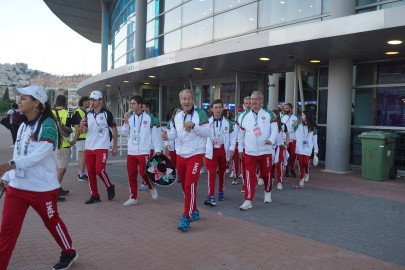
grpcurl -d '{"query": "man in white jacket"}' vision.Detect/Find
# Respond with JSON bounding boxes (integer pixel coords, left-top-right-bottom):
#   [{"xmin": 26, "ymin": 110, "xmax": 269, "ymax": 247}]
[
  {"xmin": 238, "ymin": 91, "xmax": 278, "ymax": 210},
  {"xmin": 121, "ymin": 95, "xmax": 161, "ymax": 206},
  {"xmin": 204, "ymin": 99, "xmax": 236, "ymax": 206}
]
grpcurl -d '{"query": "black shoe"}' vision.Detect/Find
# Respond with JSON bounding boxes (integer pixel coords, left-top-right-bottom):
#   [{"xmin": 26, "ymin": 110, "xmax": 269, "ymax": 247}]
[
  {"xmin": 285, "ymin": 170, "xmax": 290, "ymax": 177},
  {"xmin": 59, "ymin": 187, "xmax": 70, "ymax": 196},
  {"xmin": 107, "ymin": 185, "xmax": 115, "ymax": 200},
  {"xmin": 85, "ymin": 195, "xmax": 101, "ymax": 204},
  {"xmin": 290, "ymin": 169, "xmax": 297, "ymax": 178},
  {"xmin": 82, "ymin": 175, "xmax": 88, "ymax": 181},
  {"xmin": 52, "ymin": 250, "xmax": 78, "ymax": 270},
  {"xmin": 57, "ymin": 197, "xmax": 66, "ymax": 202}
]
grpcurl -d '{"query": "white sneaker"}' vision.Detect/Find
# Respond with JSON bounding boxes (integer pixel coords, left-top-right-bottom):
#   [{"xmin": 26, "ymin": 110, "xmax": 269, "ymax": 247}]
[
  {"xmin": 123, "ymin": 198, "xmax": 138, "ymax": 207},
  {"xmin": 277, "ymin": 183, "xmax": 283, "ymax": 190},
  {"xmin": 232, "ymin": 179, "xmax": 238, "ymax": 185},
  {"xmin": 239, "ymin": 172, "xmax": 243, "ymax": 178},
  {"xmin": 229, "ymin": 171, "xmax": 235, "ymax": 178},
  {"xmin": 138, "ymin": 183, "xmax": 148, "ymax": 191},
  {"xmin": 200, "ymin": 167, "xmax": 206, "ymax": 174},
  {"xmin": 226, "ymin": 168, "xmax": 230, "ymax": 174},
  {"xmin": 258, "ymin": 178, "xmax": 264, "ymax": 186},
  {"xmin": 264, "ymin": 192, "xmax": 272, "ymax": 203},
  {"xmin": 239, "ymin": 200, "xmax": 252, "ymax": 210},
  {"xmin": 299, "ymin": 179, "xmax": 305, "ymax": 187},
  {"xmin": 150, "ymin": 188, "xmax": 158, "ymax": 200},
  {"xmin": 304, "ymin": 173, "xmax": 309, "ymax": 182}
]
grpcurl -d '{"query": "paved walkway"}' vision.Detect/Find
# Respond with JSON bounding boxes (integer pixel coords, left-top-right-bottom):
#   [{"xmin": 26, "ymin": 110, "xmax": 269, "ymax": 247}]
[{"xmin": 0, "ymin": 125, "xmax": 405, "ymax": 270}]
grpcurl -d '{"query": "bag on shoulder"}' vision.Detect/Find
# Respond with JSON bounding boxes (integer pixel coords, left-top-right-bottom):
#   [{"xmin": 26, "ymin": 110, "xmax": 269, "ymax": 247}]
[
  {"xmin": 12, "ymin": 110, "xmax": 22, "ymax": 126},
  {"xmin": 55, "ymin": 110, "xmax": 73, "ymax": 137}
]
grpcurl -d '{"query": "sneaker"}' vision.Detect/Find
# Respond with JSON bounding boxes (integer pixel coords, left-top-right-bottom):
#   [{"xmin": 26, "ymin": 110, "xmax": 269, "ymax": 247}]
[
  {"xmin": 77, "ymin": 175, "xmax": 88, "ymax": 182},
  {"xmin": 239, "ymin": 200, "xmax": 252, "ymax": 210},
  {"xmin": 138, "ymin": 183, "xmax": 148, "ymax": 191},
  {"xmin": 232, "ymin": 179, "xmax": 238, "ymax": 185},
  {"xmin": 264, "ymin": 192, "xmax": 272, "ymax": 203},
  {"xmin": 107, "ymin": 185, "xmax": 115, "ymax": 200},
  {"xmin": 85, "ymin": 195, "xmax": 101, "ymax": 204},
  {"xmin": 277, "ymin": 183, "xmax": 283, "ymax": 190},
  {"xmin": 226, "ymin": 168, "xmax": 230, "ymax": 174},
  {"xmin": 200, "ymin": 167, "xmax": 206, "ymax": 174},
  {"xmin": 57, "ymin": 197, "xmax": 66, "ymax": 202},
  {"xmin": 204, "ymin": 195, "xmax": 216, "ymax": 206},
  {"xmin": 150, "ymin": 188, "xmax": 158, "ymax": 200},
  {"xmin": 229, "ymin": 171, "xmax": 235, "ymax": 178},
  {"xmin": 123, "ymin": 198, "xmax": 138, "ymax": 207},
  {"xmin": 191, "ymin": 211, "xmax": 200, "ymax": 221},
  {"xmin": 304, "ymin": 173, "xmax": 309, "ymax": 182},
  {"xmin": 258, "ymin": 178, "xmax": 264, "ymax": 186},
  {"xmin": 177, "ymin": 216, "xmax": 191, "ymax": 232},
  {"xmin": 285, "ymin": 170, "xmax": 291, "ymax": 177},
  {"xmin": 299, "ymin": 179, "xmax": 305, "ymax": 187},
  {"xmin": 52, "ymin": 250, "xmax": 78, "ymax": 270},
  {"xmin": 82, "ymin": 175, "xmax": 88, "ymax": 181},
  {"xmin": 59, "ymin": 188, "xmax": 70, "ymax": 196},
  {"xmin": 218, "ymin": 192, "xmax": 225, "ymax": 201},
  {"xmin": 239, "ymin": 172, "xmax": 243, "ymax": 178},
  {"xmin": 290, "ymin": 169, "xmax": 297, "ymax": 178}
]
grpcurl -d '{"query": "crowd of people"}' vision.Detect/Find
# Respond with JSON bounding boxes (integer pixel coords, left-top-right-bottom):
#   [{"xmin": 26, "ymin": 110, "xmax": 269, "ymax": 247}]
[{"xmin": 0, "ymin": 85, "xmax": 319, "ymax": 269}]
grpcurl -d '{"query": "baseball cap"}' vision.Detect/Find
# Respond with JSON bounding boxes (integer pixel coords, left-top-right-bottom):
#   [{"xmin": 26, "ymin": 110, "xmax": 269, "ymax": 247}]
[
  {"xmin": 90, "ymin": 90, "xmax": 103, "ymax": 100},
  {"xmin": 13, "ymin": 85, "xmax": 48, "ymax": 105}
]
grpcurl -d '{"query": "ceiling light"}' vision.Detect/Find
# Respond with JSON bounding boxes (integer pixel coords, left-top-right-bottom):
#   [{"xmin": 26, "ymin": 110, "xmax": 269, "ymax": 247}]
[
  {"xmin": 123, "ymin": 80, "xmax": 130, "ymax": 83},
  {"xmin": 144, "ymin": 82, "xmax": 150, "ymax": 85},
  {"xmin": 280, "ymin": 1, "xmax": 285, "ymax": 4},
  {"xmin": 105, "ymin": 84, "xmax": 111, "ymax": 87},
  {"xmin": 194, "ymin": 67, "xmax": 203, "ymax": 71},
  {"xmin": 148, "ymin": 75, "xmax": 156, "ymax": 78},
  {"xmin": 310, "ymin": 60, "xmax": 321, "ymax": 63},
  {"xmin": 259, "ymin": 57, "xmax": 270, "ymax": 61},
  {"xmin": 385, "ymin": 51, "xmax": 399, "ymax": 55},
  {"xmin": 387, "ymin": 40, "xmax": 403, "ymax": 45}
]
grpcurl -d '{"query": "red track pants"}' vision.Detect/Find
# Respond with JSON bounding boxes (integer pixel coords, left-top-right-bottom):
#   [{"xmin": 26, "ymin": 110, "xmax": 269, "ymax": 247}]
[
  {"xmin": 85, "ymin": 149, "xmax": 113, "ymax": 197},
  {"xmin": 127, "ymin": 154, "xmax": 153, "ymax": 199},
  {"xmin": 297, "ymin": 154, "xmax": 311, "ymax": 179},
  {"xmin": 243, "ymin": 153, "xmax": 273, "ymax": 201},
  {"xmin": 205, "ymin": 146, "xmax": 226, "ymax": 196},
  {"xmin": 287, "ymin": 140, "xmax": 297, "ymax": 171}
]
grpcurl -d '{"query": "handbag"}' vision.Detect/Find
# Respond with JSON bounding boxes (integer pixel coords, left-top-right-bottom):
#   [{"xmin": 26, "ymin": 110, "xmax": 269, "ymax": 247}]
[
  {"xmin": 55, "ymin": 110, "xmax": 73, "ymax": 137},
  {"xmin": 0, "ymin": 117, "xmax": 10, "ymax": 130}
]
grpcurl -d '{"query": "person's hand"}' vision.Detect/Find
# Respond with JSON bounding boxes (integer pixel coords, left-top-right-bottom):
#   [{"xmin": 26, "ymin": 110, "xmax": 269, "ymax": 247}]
[
  {"xmin": 112, "ymin": 146, "xmax": 118, "ymax": 156},
  {"xmin": 183, "ymin": 121, "xmax": 194, "ymax": 132},
  {"xmin": 0, "ymin": 163, "xmax": 12, "ymax": 175},
  {"xmin": 229, "ymin": 150, "xmax": 234, "ymax": 159},
  {"xmin": 154, "ymin": 152, "xmax": 161, "ymax": 156},
  {"xmin": 124, "ymin": 112, "xmax": 130, "ymax": 124},
  {"xmin": 0, "ymin": 180, "xmax": 8, "ymax": 191},
  {"xmin": 264, "ymin": 140, "xmax": 272, "ymax": 145},
  {"xmin": 162, "ymin": 130, "xmax": 168, "ymax": 141},
  {"xmin": 69, "ymin": 140, "xmax": 77, "ymax": 146},
  {"xmin": 238, "ymin": 152, "xmax": 244, "ymax": 159}
]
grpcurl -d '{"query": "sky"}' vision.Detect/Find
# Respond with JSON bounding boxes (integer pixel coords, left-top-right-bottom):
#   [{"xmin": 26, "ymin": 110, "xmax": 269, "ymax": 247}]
[{"xmin": 0, "ymin": 0, "xmax": 101, "ymax": 76}]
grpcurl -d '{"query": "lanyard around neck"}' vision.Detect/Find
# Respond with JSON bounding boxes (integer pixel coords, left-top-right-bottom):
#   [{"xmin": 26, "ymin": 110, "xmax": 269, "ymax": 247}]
[
  {"xmin": 133, "ymin": 112, "xmax": 143, "ymax": 134},
  {"xmin": 212, "ymin": 117, "xmax": 222, "ymax": 137}
]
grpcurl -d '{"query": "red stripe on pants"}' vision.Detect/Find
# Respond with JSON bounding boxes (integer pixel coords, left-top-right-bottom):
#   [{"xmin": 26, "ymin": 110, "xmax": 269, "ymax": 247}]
[
  {"xmin": 243, "ymin": 153, "xmax": 273, "ymax": 201},
  {"xmin": 0, "ymin": 187, "xmax": 74, "ymax": 269},
  {"xmin": 176, "ymin": 154, "xmax": 203, "ymax": 218},
  {"xmin": 127, "ymin": 154, "xmax": 152, "ymax": 199},
  {"xmin": 287, "ymin": 140, "xmax": 297, "ymax": 171},
  {"xmin": 297, "ymin": 154, "xmax": 311, "ymax": 179},
  {"xmin": 85, "ymin": 149, "xmax": 112, "ymax": 197},
  {"xmin": 205, "ymin": 146, "xmax": 227, "ymax": 196}
]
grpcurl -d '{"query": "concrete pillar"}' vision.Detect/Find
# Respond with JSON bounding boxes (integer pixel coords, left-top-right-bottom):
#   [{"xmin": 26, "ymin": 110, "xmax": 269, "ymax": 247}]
[
  {"xmin": 135, "ymin": 0, "xmax": 147, "ymax": 61},
  {"xmin": 267, "ymin": 73, "xmax": 280, "ymax": 110},
  {"xmin": 101, "ymin": 1, "xmax": 110, "ymax": 72},
  {"xmin": 325, "ymin": 58, "xmax": 353, "ymax": 173},
  {"xmin": 331, "ymin": 0, "xmax": 355, "ymax": 19},
  {"xmin": 285, "ymin": 71, "xmax": 295, "ymax": 109}
]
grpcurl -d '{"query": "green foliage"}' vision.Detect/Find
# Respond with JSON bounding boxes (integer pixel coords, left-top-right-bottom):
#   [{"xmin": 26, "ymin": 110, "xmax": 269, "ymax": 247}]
[
  {"xmin": 0, "ymin": 100, "xmax": 13, "ymax": 115},
  {"xmin": 2, "ymin": 87, "xmax": 10, "ymax": 100}
]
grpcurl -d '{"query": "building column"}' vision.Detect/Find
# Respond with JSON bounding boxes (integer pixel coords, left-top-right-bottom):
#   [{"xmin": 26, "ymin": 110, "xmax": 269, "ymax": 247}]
[
  {"xmin": 101, "ymin": 1, "xmax": 110, "ymax": 73},
  {"xmin": 325, "ymin": 59, "xmax": 353, "ymax": 173},
  {"xmin": 285, "ymin": 71, "xmax": 295, "ymax": 110},
  {"xmin": 267, "ymin": 73, "xmax": 280, "ymax": 110},
  {"xmin": 331, "ymin": 0, "xmax": 355, "ymax": 19},
  {"xmin": 135, "ymin": 0, "xmax": 147, "ymax": 61}
]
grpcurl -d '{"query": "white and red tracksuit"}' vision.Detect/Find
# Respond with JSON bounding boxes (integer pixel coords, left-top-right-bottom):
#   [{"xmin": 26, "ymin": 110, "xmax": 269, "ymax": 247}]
[
  {"xmin": 234, "ymin": 111, "xmax": 247, "ymax": 186},
  {"xmin": 166, "ymin": 106, "xmax": 210, "ymax": 218},
  {"xmin": 165, "ymin": 119, "xmax": 177, "ymax": 167},
  {"xmin": 271, "ymin": 124, "xmax": 288, "ymax": 184},
  {"xmin": 281, "ymin": 113, "xmax": 298, "ymax": 172},
  {"xmin": 238, "ymin": 108, "xmax": 278, "ymax": 201},
  {"xmin": 84, "ymin": 108, "xmax": 116, "ymax": 197},
  {"xmin": 0, "ymin": 117, "xmax": 74, "ymax": 269},
  {"xmin": 294, "ymin": 121, "xmax": 319, "ymax": 179},
  {"xmin": 204, "ymin": 116, "xmax": 236, "ymax": 197},
  {"xmin": 122, "ymin": 112, "xmax": 162, "ymax": 199}
]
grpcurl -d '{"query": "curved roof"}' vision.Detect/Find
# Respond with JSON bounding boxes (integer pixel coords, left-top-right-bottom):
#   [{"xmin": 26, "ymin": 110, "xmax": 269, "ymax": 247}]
[{"xmin": 44, "ymin": 0, "xmax": 111, "ymax": 44}]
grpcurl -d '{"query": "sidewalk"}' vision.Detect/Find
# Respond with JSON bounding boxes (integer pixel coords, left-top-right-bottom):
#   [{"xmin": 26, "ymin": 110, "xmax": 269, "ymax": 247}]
[{"xmin": 1, "ymin": 159, "xmax": 405, "ymax": 269}]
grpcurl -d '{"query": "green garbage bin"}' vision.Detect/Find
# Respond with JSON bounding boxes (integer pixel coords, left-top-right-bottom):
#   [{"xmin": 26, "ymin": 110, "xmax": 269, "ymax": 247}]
[{"xmin": 358, "ymin": 131, "xmax": 398, "ymax": 181}]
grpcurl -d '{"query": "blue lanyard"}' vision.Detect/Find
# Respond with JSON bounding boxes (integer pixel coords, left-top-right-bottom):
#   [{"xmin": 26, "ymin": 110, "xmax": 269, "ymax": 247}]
[
  {"xmin": 183, "ymin": 111, "xmax": 194, "ymax": 122},
  {"xmin": 212, "ymin": 117, "xmax": 222, "ymax": 137},
  {"xmin": 92, "ymin": 112, "xmax": 100, "ymax": 127},
  {"xmin": 133, "ymin": 112, "xmax": 143, "ymax": 134},
  {"xmin": 16, "ymin": 123, "xmax": 36, "ymax": 156},
  {"xmin": 253, "ymin": 111, "xmax": 259, "ymax": 126}
]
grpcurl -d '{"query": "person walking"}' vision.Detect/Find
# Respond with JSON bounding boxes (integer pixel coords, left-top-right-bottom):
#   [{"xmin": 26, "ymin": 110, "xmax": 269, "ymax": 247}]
[
  {"xmin": 165, "ymin": 107, "xmax": 180, "ymax": 182},
  {"xmin": 121, "ymin": 95, "xmax": 161, "ymax": 206},
  {"xmin": 281, "ymin": 103, "xmax": 298, "ymax": 177},
  {"xmin": 204, "ymin": 99, "xmax": 236, "ymax": 206},
  {"xmin": 271, "ymin": 109, "xmax": 289, "ymax": 190},
  {"xmin": 294, "ymin": 110, "xmax": 319, "ymax": 187},
  {"xmin": 80, "ymin": 90, "xmax": 118, "ymax": 204},
  {"xmin": 0, "ymin": 85, "xmax": 78, "ymax": 270},
  {"xmin": 73, "ymin": 96, "xmax": 90, "ymax": 182},
  {"xmin": 162, "ymin": 89, "xmax": 210, "ymax": 232},
  {"xmin": 7, "ymin": 103, "xmax": 23, "ymax": 145},
  {"xmin": 237, "ymin": 91, "xmax": 278, "ymax": 210}
]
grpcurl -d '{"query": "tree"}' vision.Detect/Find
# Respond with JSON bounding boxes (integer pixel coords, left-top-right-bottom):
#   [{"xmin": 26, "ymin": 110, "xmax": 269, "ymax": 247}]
[{"xmin": 2, "ymin": 87, "xmax": 9, "ymax": 101}]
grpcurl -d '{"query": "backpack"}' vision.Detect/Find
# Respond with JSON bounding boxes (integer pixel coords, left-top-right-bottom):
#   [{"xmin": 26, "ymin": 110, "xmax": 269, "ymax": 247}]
[{"xmin": 12, "ymin": 110, "xmax": 22, "ymax": 126}]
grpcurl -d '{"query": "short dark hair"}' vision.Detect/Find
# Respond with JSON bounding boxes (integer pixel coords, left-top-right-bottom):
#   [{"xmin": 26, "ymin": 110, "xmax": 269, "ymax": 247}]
[
  {"xmin": 130, "ymin": 95, "xmax": 143, "ymax": 105},
  {"xmin": 143, "ymin": 100, "xmax": 151, "ymax": 109},
  {"xmin": 55, "ymin": 95, "xmax": 67, "ymax": 107},
  {"xmin": 78, "ymin": 96, "xmax": 89, "ymax": 107},
  {"xmin": 11, "ymin": 103, "xmax": 18, "ymax": 109},
  {"xmin": 210, "ymin": 99, "xmax": 223, "ymax": 108}
]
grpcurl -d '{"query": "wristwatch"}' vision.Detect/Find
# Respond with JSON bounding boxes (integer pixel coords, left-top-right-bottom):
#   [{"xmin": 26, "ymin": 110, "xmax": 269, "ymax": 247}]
[{"xmin": 8, "ymin": 160, "xmax": 16, "ymax": 169}]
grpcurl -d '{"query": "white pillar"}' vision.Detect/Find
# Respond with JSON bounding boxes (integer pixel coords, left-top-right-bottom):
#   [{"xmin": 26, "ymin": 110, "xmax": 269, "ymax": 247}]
[
  {"xmin": 267, "ymin": 74, "xmax": 280, "ymax": 110},
  {"xmin": 101, "ymin": 1, "xmax": 110, "ymax": 72},
  {"xmin": 285, "ymin": 71, "xmax": 295, "ymax": 110}
]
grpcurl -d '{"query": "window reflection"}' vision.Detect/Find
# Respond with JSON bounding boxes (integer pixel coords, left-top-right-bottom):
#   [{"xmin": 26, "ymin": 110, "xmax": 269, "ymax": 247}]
[
  {"xmin": 163, "ymin": 7, "xmax": 182, "ymax": 33},
  {"xmin": 182, "ymin": 0, "xmax": 213, "ymax": 25},
  {"xmin": 214, "ymin": 0, "xmax": 253, "ymax": 13},
  {"xmin": 163, "ymin": 30, "xmax": 181, "ymax": 54},
  {"xmin": 182, "ymin": 19, "xmax": 213, "ymax": 48}
]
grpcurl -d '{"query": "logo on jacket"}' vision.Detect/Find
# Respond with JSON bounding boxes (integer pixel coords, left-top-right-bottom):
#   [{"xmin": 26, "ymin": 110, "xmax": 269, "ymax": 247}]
[
  {"xmin": 261, "ymin": 116, "xmax": 266, "ymax": 120},
  {"xmin": 143, "ymin": 121, "xmax": 148, "ymax": 125},
  {"xmin": 100, "ymin": 116, "xmax": 104, "ymax": 120}
]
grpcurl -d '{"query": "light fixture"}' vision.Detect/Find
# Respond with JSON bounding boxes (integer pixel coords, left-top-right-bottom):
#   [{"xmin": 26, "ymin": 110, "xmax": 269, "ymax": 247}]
[
  {"xmin": 385, "ymin": 51, "xmax": 399, "ymax": 55},
  {"xmin": 387, "ymin": 40, "xmax": 403, "ymax": 45},
  {"xmin": 194, "ymin": 67, "xmax": 203, "ymax": 71},
  {"xmin": 144, "ymin": 82, "xmax": 150, "ymax": 85},
  {"xmin": 310, "ymin": 60, "xmax": 321, "ymax": 63},
  {"xmin": 259, "ymin": 57, "xmax": 270, "ymax": 61},
  {"xmin": 280, "ymin": 1, "xmax": 285, "ymax": 4},
  {"xmin": 148, "ymin": 75, "xmax": 156, "ymax": 78},
  {"xmin": 105, "ymin": 84, "xmax": 111, "ymax": 87},
  {"xmin": 123, "ymin": 80, "xmax": 130, "ymax": 83}
]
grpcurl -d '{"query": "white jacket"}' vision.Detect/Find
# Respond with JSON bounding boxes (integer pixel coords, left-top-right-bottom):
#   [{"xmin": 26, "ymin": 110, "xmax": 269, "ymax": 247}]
[
  {"xmin": 122, "ymin": 112, "xmax": 162, "ymax": 155},
  {"xmin": 2, "ymin": 117, "xmax": 60, "ymax": 192},
  {"xmin": 281, "ymin": 113, "xmax": 298, "ymax": 141},
  {"xmin": 205, "ymin": 116, "xmax": 236, "ymax": 161},
  {"xmin": 164, "ymin": 119, "xmax": 175, "ymax": 151},
  {"xmin": 167, "ymin": 106, "xmax": 210, "ymax": 158},
  {"xmin": 237, "ymin": 108, "xmax": 278, "ymax": 156},
  {"xmin": 294, "ymin": 121, "xmax": 319, "ymax": 156}
]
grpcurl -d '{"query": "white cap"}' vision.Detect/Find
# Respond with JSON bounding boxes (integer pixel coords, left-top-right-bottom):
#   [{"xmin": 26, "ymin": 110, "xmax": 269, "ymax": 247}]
[
  {"xmin": 90, "ymin": 90, "xmax": 103, "ymax": 100},
  {"xmin": 13, "ymin": 85, "xmax": 48, "ymax": 105}
]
